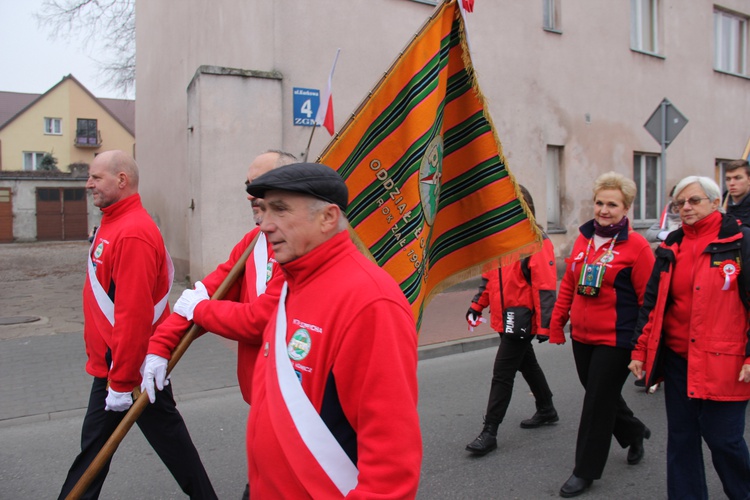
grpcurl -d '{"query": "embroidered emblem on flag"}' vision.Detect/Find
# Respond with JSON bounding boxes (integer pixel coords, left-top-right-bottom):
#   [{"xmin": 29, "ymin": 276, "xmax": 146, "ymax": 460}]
[{"xmin": 318, "ymin": 0, "xmax": 542, "ymax": 328}]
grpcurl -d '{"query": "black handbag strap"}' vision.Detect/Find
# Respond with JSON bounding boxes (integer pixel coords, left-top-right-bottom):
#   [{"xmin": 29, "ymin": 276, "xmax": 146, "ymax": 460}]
[{"xmin": 498, "ymin": 267, "xmax": 504, "ymax": 311}]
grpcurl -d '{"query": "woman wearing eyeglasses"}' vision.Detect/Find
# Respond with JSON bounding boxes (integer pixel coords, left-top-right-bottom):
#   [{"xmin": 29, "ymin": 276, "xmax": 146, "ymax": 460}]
[
  {"xmin": 630, "ymin": 176, "xmax": 750, "ymax": 500},
  {"xmin": 549, "ymin": 171, "xmax": 654, "ymax": 498}
]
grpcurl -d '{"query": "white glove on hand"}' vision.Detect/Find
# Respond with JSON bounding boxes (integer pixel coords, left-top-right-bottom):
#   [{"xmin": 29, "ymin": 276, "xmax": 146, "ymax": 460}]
[
  {"xmin": 105, "ymin": 388, "xmax": 133, "ymax": 412},
  {"xmin": 174, "ymin": 281, "xmax": 209, "ymax": 321},
  {"xmin": 140, "ymin": 354, "xmax": 170, "ymax": 404}
]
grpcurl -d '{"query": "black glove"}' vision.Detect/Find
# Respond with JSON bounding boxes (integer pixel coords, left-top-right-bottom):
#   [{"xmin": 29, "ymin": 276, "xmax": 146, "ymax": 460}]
[
  {"xmin": 466, "ymin": 307, "xmax": 483, "ymax": 329},
  {"xmin": 536, "ymin": 334, "xmax": 549, "ymax": 344},
  {"xmin": 465, "ymin": 307, "xmax": 481, "ymax": 322}
]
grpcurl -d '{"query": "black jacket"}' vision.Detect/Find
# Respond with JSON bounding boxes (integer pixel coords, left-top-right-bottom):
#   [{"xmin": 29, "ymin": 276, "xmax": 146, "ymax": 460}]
[{"xmin": 724, "ymin": 191, "xmax": 750, "ymax": 226}]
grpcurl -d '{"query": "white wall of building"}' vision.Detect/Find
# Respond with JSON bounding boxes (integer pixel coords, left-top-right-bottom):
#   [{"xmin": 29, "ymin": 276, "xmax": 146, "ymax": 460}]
[
  {"xmin": 136, "ymin": 0, "xmax": 750, "ymax": 278},
  {"xmin": 0, "ymin": 177, "xmax": 97, "ymax": 241}
]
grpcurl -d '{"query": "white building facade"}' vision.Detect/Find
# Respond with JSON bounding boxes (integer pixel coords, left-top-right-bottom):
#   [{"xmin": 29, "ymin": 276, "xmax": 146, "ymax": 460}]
[{"xmin": 136, "ymin": 0, "xmax": 750, "ymax": 280}]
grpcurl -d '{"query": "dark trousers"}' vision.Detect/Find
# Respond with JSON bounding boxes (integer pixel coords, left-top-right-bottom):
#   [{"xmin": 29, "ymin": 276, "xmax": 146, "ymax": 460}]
[
  {"xmin": 663, "ymin": 347, "xmax": 750, "ymax": 500},
  {"xmin": 485, "ymin": 334, "xmax": 554, "ymax": 424},
  {"xmin": 571, "ymin": 340, "xmax": 647, "ymax": 480},
  {"xmin": 58, "ymin": 377, "xmax": 217, "ymax": 500}
]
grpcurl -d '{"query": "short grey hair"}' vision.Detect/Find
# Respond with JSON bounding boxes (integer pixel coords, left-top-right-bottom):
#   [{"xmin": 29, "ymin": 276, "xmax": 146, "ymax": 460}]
[
  {"xmin": 308, "ymin": 197, "xmax": 349, "ymax": 231},
  {"xmin": 673, "ymin": 176, "xmax": 722, "ymax": 205}
]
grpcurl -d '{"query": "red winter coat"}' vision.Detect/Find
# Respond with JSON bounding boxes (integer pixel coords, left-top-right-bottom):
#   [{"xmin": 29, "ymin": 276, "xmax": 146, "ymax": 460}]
[
  {"xmin": 469, "ymin": 235, "xmax": 557, "ymax": 336},
  {"xmin": 247, "ymin": 231, "xmax": 422, "ymax": 499},
  {"xmin": 83, "ymin": 194, "xmax": 172, "ymax": 392},
  {"xmin": 550, "ymin": 220, "xmax": 654, "ymax": 348},
  {"xmin": 632, "ymin": 212, "xmax": 750, "ymax": 401},
  {"xmin": 149, "ymin": 227, "xmax": 282, "ymax": 403}
]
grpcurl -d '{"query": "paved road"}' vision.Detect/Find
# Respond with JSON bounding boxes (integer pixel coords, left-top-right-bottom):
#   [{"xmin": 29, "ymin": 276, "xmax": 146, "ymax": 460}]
[
  {"xmin": 0, "ymin": 241, "xmax": 491, "ymax": 424},
  {"xmin": 0, "ymin": 241, "xmax": 744, "ymax": 498},
  {"xmin": 2, "ymin": 341, "xmax": 739, "ymax": 499}
]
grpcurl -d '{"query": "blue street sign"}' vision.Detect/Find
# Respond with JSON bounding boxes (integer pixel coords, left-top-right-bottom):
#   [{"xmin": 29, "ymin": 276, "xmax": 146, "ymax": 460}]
[{"xmin": 293, "ymin": 87, "xmax": 320, "ymax": 127}]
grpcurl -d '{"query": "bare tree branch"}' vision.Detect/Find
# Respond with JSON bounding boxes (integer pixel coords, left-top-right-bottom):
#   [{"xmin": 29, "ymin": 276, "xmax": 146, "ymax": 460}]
[{"xmin": 35, "ymin": 0, "xmax": 136, "ymax": 96}]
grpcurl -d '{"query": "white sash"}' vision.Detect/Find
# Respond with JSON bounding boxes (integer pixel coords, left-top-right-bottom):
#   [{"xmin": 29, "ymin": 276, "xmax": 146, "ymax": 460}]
[
  {"xmin": 87, "ymin": 235, "xmax": 175, "ymax": 326},
  {"xmin": 253, "ymin": 232, "xmax": 268, "ymax": 296},
  {"xmin": 274, "ymin": 282, "xmax": 359, "ymax": 495}
]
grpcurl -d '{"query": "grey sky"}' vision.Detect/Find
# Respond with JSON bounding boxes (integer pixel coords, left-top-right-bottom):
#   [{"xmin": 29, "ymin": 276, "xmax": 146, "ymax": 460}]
[{"xmin": 0, "ymin": 0, "xmax": 131, "ymax": 99}]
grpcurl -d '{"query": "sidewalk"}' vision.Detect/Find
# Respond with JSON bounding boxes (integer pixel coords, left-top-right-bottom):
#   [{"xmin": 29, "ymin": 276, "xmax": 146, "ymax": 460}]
[{"xmin": 0, "ymin": 241, "xmax": 497, "ymax": 425}]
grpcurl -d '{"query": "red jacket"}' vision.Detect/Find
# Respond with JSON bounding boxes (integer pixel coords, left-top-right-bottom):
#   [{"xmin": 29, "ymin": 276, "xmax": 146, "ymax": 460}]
[
  {"xmin": 83, "ymin": 194, "xmax": 172, "ymax": 392},
  {"xmin": 469, "ymin": 235, "xmax": 557, "ymax": 336},
  {"xmin": 550, "ymin": 220, "xmax": 654, "ymax": 348},
  {"xmin": 247, "ymin": 231, "xmax": 422, "ymax": 499},
  {"xmin": 149, "ymin": 227, "xmax": 282, "ymax": 403},
  {"xmin": 632, "ymin": 212, "xmax": 750, "ymax": 401}
]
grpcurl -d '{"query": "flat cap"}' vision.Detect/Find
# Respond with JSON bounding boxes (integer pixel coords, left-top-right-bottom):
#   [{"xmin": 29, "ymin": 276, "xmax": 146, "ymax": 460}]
[{"xmin": 246, "ymin": 162, "xmax": 348, "ymax": 211}]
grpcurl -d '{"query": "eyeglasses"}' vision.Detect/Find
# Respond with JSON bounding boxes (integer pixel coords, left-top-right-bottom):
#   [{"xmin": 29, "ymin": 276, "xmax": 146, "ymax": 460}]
[
  {"xmin": 672, "ymin": 196, "xmax": 710, "ymax": 209},
  {"xmin": 245, "ymin": 180, "xmax": 251, "ymax": 195}
]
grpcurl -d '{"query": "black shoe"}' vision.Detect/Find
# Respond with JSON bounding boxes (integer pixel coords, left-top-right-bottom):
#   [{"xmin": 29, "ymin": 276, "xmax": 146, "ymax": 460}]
[
  {"xmin": 520, "ymin": 408, "xmax": 559, "ymax": 429},
  {"xmin": 465, "ymin": 429, "xmax": 497, "ymax": 456},
  {"xmin": 559, "ymin": 474, "xmax": 593, "ymax": 498},
  {"xmin": 627, "ymin": 426, "xmax": 651, "ymax": 465},
  {"xmin": 634, "ymin": 378, "xmax": 645, "ymax": 387}
]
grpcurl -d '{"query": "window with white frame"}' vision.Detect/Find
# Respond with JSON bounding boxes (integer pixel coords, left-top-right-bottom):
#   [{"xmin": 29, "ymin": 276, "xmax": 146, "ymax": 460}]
[
  {"xmin": 44, "ymin": 117, "xmax": 62, "ymax": 135},
  {"xmin": 714, "ymin": 8, "xmax": 748, "ymax": 76},
  {"xmin": 631, "ymin": 0, "xmax": 660, "ymax": 54},
  {"xmin": 23, "ymin": 152, "xmax": 46, "ymax": 171},
  {"xmin": 543, "ymin": 0, "xmax": 561, "ymax": 32},
  {"xmin": 546, "ymin": 145, "xmax": 563, "ymax": 230},
  {"xmin": 633, "ymin": 153, "xmax": 661, "ymax": 220}
]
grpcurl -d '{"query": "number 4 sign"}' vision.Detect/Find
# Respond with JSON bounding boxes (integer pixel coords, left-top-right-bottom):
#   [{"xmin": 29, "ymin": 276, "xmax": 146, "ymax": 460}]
[{"xmin": 293, "ymin": 88, "xmax": 321, "ymax": 127}]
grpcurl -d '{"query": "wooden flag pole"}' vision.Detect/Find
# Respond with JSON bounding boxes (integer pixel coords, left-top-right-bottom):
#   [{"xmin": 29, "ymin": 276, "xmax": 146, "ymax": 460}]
[
  {"xmin": 303, "ymin": 120, "xmax": 318, "ymax": 162},
  {"xmin": 66, "ymin": 234, "xmax": 259, "ymax": 500}
]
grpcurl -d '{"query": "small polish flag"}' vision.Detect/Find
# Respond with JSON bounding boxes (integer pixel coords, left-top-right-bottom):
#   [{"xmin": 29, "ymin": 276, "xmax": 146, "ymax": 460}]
[{"xmin": 315, "ymin": 48, "xmax": 340, "ymax": 136}]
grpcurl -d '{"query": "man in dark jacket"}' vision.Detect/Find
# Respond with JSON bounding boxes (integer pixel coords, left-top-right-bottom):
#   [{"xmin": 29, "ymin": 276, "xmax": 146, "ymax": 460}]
[{"xmin": 722, "ymin": 159, "xmax": 750, "ymax": 225}]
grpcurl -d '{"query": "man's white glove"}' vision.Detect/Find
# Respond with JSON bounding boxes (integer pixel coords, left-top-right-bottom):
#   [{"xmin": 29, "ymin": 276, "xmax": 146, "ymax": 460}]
[
  {"xmin": 105, "ymin": 388, "xmax": 133, "ymax": 412},
  {"xmin": 140, "ymin": 354, "xmax": 170, "ymax": 404},
  {"xmin": 174, "ymin": 281, "xmax": 209, "ymax": 321}
]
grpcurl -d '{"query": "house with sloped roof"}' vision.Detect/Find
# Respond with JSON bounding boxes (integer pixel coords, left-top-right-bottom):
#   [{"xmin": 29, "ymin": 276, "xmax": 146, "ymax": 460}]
[
  {"xmin": 0, "ymin": 74, "xmax": 134, "ymax": 171},
  {"xmin": 0, "ymin": 75, "xmax": 135, "ymax": 242}
]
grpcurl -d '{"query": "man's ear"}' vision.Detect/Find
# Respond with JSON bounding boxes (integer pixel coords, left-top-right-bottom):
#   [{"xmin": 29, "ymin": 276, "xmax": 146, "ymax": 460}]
[{"xmin": 320, "ymin": 204, "xmax": 341, "ymax": 232}]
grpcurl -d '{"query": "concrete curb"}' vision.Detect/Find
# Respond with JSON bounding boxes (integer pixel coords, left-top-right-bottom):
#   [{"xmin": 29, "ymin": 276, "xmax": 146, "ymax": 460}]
[{"xmin": 418, "ymin": 333, "xmax": 499, "ymax": 361}]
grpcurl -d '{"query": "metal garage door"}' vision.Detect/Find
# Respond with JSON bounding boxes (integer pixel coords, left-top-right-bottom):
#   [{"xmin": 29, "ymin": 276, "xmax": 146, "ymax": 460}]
[
  {"xmin": 0, "ymin": 188, "xmax": 11, "ymax": 242},
  {"xmin": 36, "ymin": 188, "xmax": 88, "ymax": 241}
]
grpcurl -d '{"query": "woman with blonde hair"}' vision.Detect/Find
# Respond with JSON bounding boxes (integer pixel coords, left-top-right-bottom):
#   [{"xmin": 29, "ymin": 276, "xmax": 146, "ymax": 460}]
[{"xmin": 549, "ymin": 171, "xmax": 654, "ymax": 497}]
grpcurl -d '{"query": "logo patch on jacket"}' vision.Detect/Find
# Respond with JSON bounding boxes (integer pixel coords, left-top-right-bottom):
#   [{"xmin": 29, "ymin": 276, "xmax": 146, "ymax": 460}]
[
  {"xmin": 711, "ymin": 256, "xmax": 740, "ymax": 269},
  {"xmin": 288, "ymin": 328, "xmax": 312, "ymax": 361}
]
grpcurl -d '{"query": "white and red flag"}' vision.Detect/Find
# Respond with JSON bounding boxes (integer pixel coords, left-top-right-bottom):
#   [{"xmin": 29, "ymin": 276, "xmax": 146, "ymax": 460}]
[{"xmin": 315, "ymin": 48, "xmax": 340, "ymax": 136}]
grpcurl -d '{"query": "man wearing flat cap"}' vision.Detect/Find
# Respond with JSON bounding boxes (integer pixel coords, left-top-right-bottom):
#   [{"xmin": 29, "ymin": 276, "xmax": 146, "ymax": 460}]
[{"xmin": 244, "ymin": 162, "xmax": 423, "ymax": 498}]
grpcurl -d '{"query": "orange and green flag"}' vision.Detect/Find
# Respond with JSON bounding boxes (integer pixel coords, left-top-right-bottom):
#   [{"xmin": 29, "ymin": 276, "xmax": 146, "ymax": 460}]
[{"xmin": 318, "ymin": 0, "xmax": 541, "ymax": 328}]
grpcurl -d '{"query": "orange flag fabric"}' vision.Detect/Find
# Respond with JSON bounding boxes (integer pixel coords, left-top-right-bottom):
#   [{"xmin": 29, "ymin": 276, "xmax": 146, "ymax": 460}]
[{"xmin": 318, "ymin": 0, "xmax": 542, "ymax": 329}]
